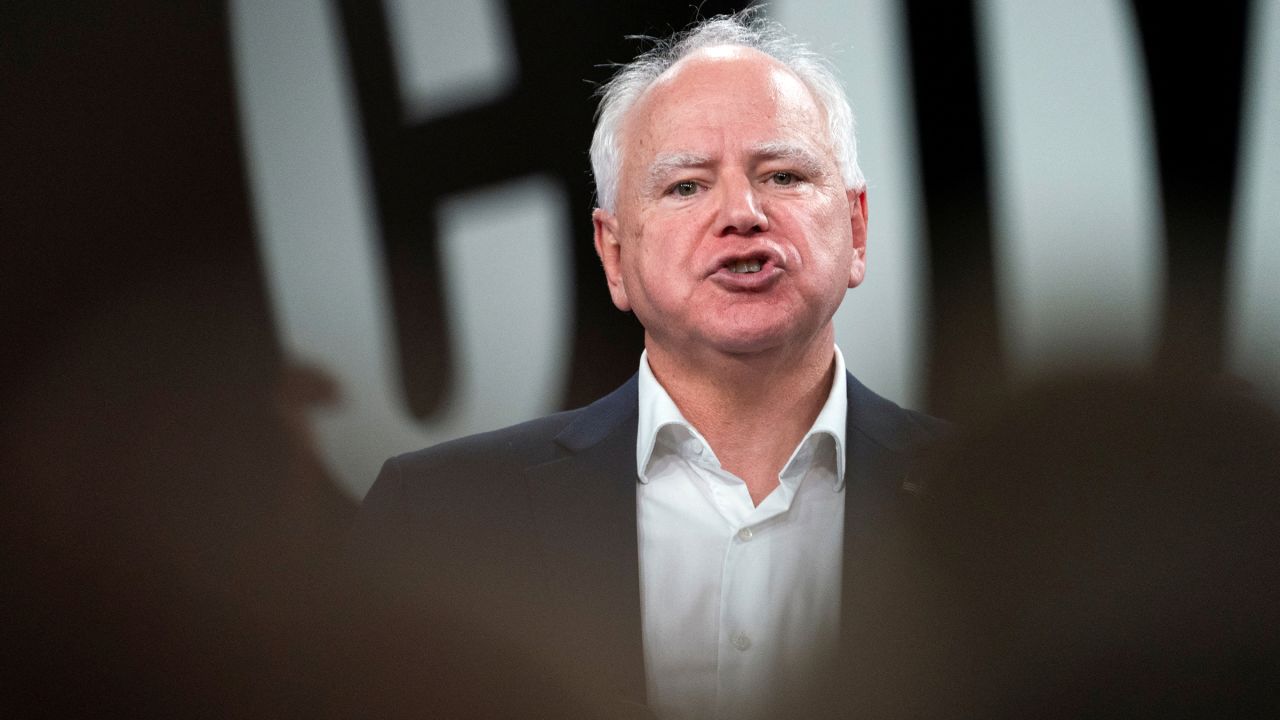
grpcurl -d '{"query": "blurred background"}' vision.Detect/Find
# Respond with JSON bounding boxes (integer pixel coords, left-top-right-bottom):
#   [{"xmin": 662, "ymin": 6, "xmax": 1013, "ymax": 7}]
[{"xmin": 2, "ymin": 0, "xmax": 1277, "ymax": 716}]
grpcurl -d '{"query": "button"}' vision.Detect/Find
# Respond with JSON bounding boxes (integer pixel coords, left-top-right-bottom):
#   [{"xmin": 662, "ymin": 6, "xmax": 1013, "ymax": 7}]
[
  {"xmin": 736, "ymin": 527, "xmax": 754, "ymax": 542},
  {"xmin": 731, "ymin": 633, "xmax": 752, "ymax": 651}
]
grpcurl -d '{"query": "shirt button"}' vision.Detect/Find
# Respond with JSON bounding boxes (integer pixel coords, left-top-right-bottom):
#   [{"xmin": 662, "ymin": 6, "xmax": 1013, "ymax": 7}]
[
  {"xmin": 731, "ymin": 633, "xmax": 752, "ymax": 651},
  {"xmin": 737, "ymin": 527, "xmax": 754, "ymax": 542}
]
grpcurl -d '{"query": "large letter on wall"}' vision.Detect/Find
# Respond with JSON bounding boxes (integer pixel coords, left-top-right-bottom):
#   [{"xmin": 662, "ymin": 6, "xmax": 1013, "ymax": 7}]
[{"xmin": 230, "ymin": 1, "xmax": 572, "ymax": 498}]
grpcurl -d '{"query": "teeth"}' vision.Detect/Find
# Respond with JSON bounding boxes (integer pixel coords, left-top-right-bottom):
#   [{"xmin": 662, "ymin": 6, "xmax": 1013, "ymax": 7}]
[{"xmin": 731, "ymin": 259, "xmax": 763, "ymax": 274}]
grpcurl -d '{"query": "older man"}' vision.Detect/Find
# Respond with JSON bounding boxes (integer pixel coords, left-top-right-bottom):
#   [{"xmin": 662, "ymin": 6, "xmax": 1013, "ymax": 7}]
[{"xmin": 353, "ymin": 12, "xmax": 945, "ymax": 720}]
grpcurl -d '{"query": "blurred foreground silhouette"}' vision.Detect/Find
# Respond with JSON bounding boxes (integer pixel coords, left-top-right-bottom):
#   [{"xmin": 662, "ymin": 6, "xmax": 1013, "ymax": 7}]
[{"xmin": 852, "ymin": 373, "xmax": 1280, "ymax": 719}]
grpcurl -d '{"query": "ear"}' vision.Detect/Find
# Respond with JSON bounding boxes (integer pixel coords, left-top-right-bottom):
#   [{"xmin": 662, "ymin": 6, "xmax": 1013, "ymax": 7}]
[
  {"xmin": 846, "ymin": 188, "xmax": 868, "ymax": 289},
  {"xmin": 593, "ymin": 208, "xmax": 632, "ymax": 311}
]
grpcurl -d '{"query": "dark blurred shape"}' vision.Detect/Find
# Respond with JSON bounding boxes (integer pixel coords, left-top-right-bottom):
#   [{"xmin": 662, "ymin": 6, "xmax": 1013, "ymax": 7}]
[
  {"xmin": 902, "ymin": 0, "xmax": 1008, "ymax": 422},
  {"xmin": 860, "ymin": 373, "xmax": 1280, "ymax": 719},
  {"xmin": 1130, "ymin": 0, "xmax": 1250, "ymax": 375},
  {"xmin": 0, "ymin": 1, "xmax": 647, "ymax": 712},
  {"xmin": 0, "ymin": 0, "xmax": 316, "ymax": 715},
  {"xmin": 275, "ymin": 363, "xmax": 358, "ymax": 555}
]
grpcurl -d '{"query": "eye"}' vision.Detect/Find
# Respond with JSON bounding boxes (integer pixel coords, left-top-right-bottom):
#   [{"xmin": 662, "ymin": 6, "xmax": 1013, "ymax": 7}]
[
  {"xmin": 670, "ymin": 180, "xmax": 699, "ymax": 197},
  {"xmin": 770, "ymin": 171, "xmax": 796, "ymax": 186}
]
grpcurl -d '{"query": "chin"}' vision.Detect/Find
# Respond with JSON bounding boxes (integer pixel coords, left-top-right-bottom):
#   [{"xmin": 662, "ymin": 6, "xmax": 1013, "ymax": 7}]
[{"xmin": 704, "ymin": 323, "xmax": 799, "ymax": 356}]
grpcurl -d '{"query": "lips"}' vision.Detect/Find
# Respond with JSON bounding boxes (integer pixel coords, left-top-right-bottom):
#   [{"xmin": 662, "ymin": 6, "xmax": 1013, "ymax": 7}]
[
  {"xmin": 707, "ymin": 245, "xmax": 786, "ymax": 289},
  {"xmin": 707, "ymin": 245, "xmax": 786, "ymax": 277}
]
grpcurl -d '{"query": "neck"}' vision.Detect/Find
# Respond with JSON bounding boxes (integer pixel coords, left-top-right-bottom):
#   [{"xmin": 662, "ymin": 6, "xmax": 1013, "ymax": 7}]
[{"xmin": 645, "ymin": 329, "xmax": 838, "ymax": 505}]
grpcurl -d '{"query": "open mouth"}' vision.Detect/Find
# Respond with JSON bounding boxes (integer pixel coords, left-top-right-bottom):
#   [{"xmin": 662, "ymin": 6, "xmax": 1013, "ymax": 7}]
[{"xmin": 708, "ymin": 247, "xmax": 784, "ymax": 285}]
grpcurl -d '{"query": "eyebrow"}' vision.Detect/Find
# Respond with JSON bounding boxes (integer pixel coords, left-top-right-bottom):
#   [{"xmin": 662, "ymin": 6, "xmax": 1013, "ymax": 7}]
[
  {"xmin": 748, "ymin": 141, "xmax": 829, "ymax": 179},
  {"xmin": 639, "ymin": 142, "xmax": 830, "ymax": 196},
  {"xmin": 642, "ymin": 152, "xmax": 712, "ymax": 195}
]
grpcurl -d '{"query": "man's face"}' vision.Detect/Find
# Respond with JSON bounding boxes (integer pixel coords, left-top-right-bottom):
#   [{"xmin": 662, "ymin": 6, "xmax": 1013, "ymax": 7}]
[{"xmin": 594, "ymin": 47, "xmax": 867, "ymax": 361}]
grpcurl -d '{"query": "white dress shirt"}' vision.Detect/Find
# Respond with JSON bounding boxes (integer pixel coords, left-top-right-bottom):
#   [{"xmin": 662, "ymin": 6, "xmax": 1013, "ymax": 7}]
[{"xmin": 635, "ymin": 348, "xmax": 848, "ymax": 720}]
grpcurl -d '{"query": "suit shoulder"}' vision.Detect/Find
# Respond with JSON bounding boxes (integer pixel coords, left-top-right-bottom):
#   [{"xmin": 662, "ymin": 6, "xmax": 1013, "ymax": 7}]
[
  {"xmin": 388, "ymin": 408, "xmax": 580, "ymax": 481},
  {"xmin": 898, "ymin": 407, "xmax": 953, "ymax": 444},
  {"xmin": 846, "ymin": 372, "xmax": 953, "ymax": 456},
  {"xmin": 352, "ymin": 409, "xmax": 584, "ymax": 544},
  {"xmin": 361, "ymin": 376, "xmax": 638, "ymax": 517}
]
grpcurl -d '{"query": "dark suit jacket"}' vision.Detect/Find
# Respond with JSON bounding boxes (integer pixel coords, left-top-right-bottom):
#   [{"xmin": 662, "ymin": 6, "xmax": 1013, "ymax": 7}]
[{"xmin": 349, "ymin": 372, "xmax": 948, "ymax": 715}]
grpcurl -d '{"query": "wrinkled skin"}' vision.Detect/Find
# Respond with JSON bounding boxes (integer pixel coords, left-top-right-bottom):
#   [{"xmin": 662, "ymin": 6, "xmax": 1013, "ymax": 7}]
[{"xmin": 594, "ymin": 46, "xmax": 867, "ymax": 367}]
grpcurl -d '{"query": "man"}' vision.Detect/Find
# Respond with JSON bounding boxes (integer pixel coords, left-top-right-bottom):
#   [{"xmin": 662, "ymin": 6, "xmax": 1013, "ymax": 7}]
[{"xmin": 352, "ymin": 12, "xmax": 946, "ymax": 720}]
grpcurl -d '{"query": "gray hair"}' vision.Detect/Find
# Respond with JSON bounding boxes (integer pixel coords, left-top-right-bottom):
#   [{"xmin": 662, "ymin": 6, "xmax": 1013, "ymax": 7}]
[{"xmin": 589, "ymin": 9, "xmax": 866, "ymax": 212}]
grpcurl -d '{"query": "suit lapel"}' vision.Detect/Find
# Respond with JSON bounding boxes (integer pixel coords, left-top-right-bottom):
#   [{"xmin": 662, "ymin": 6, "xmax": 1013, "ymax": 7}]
[
  {"xmin": 525, "ymin": 377, "xmax": 646, "ymax": 704},
  {"xmin": 840, "ymin": 372, "xmax": 930, "ymax": 656}
]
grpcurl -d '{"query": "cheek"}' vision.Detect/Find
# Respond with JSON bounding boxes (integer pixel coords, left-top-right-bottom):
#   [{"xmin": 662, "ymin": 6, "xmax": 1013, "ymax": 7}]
[
  {"xmin": 633, "ymin": 214, "xmax": 690, "ymax": 265},
  {"xmin": 618, "ymin": 223, "xmax": 669, "ymax": 304},
  {"xmin": 794, "ymin": 205, "xmax": 854, "ymax": 271}
]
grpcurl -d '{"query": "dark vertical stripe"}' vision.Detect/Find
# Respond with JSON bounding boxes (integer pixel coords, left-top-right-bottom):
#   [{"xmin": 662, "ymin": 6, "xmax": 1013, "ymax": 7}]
[
  {"xmin": 335, "ymin": 0, "xmax": 453, "ymax": 418},
  {"xmin": 1129, "ymin": 0, "xmax": 1250, "ymax": 375},
  {"xmin": 903, "ymin": 0, "xmax": 1006, "ymax": 419}
]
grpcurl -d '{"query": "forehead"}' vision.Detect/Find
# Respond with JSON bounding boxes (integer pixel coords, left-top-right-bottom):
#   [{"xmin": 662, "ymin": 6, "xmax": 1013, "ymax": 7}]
[{"xmin": 621, "ymin": 46, "xmax": 829, "ymax": 159}]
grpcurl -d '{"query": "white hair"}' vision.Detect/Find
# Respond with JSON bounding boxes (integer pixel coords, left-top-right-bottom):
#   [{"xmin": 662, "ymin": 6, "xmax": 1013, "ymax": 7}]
[{"xmin": 589, "ymin": 9, "xmax": 866, "ymax": 212}]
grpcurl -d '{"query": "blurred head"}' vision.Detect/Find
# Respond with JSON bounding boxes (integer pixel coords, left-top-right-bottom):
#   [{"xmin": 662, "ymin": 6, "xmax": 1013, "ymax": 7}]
[{"xmin": 874, "ymin": 374, "xmax": 1280, "ymax": 719}]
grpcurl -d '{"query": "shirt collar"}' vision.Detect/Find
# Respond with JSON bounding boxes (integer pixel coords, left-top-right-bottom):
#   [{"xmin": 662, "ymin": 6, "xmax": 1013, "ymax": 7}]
[{"xmin": 635, "ymin": 347, "xmax": 848, "ymax": 490}]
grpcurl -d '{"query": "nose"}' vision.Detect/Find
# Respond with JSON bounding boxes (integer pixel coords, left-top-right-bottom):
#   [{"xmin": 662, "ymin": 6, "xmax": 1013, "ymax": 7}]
[{"xmin": 714, "ymin": 175, "xmax": 768, "ymax": 236}]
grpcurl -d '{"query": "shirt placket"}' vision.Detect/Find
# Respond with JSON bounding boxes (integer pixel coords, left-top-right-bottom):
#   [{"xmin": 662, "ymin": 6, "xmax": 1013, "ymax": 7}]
[{"xmin": 715, "ymin": 514, "xmax": 761, "ymax": 720}]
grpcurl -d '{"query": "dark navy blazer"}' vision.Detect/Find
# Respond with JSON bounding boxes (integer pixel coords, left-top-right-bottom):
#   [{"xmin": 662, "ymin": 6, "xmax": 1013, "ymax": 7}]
[{"xmin": 350, "ymin": 372, "xmax": 948, "ymax": 711}]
